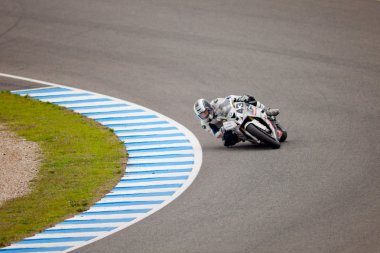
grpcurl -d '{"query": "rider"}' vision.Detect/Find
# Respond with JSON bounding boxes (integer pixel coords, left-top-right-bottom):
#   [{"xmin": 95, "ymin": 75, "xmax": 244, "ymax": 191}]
[{"xmin": 193, "ymin": 95, "xmax": 285, "ymax": 147}]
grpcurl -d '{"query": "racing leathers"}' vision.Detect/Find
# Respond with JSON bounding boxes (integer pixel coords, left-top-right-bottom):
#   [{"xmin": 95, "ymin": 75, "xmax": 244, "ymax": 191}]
[{"xmin": 200, "ymin": 95, "xmax": 278, "ymax": 146}]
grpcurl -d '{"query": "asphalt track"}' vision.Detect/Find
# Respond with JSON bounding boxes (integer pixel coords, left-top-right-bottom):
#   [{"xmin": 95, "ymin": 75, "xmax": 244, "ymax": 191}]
[{"xmin": 0, "ymin": 1, "xmax": 379, "ymax": 253}]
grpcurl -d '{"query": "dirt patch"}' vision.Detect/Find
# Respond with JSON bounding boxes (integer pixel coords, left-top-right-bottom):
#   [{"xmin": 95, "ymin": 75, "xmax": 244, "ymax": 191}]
[{"xmin": 0, "ymin": 124, "xmax": 41, "ymax": 206}]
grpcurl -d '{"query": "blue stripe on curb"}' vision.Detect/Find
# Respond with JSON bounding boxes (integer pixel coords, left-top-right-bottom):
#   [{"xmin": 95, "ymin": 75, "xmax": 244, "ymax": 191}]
[
  {"xmin": 96, "ymin": 115, "xmax": 158, "ymax": 122},
  {"xmin": 0, "ymin": 246, "xmax": 72, "ymax": 252},
  {"xmin": 127, "ymin": 146, "xmax": 193, "ymax": 153},
  {"xmin": 112, "ymin": 184, "xmax": 183, "ymax": 191},
  {"xmin": 31, "ymin": 93, "xmax": 91, "ymax": 99},
  {"xmin": 42, "ymin": 227, "xmax": 116, "ymax": 234},
  {"xmin": 105, "ymin": 121, "xmax": 168, "ymax": 128},
  {"xmin": 94, "ymin": 200, "xmax": 164, "ymax": 207},
  {"xmin": 127, "ymin": 161, "xmax": 193, "ymax": 167},
  {"xmin": 82, "ymin": 209, "xmax": 151, "ymax": 216},
  {"xmin": 12, "ymin": 87, "xmax": 72, "ymax": 94},
  {"xmin": 67, "ymin": 104, "xmax": 129, "ymax": 110},
  {"xmin": 119, "ymin": 133, "xmax": 185, "ymax": 141},
  {"xmin": 16, "ymin": 237, "xmax": 95, "ymax": 244},
  {"xmin": 54, "ymin": 98, "xmax": 113, "ymax": 104},
  {"xmin": 128, "ymin": 154, "xmax": 194, "ymax": 159},
  {"xmin": 126, "ymin": 169, "xmax": 192, "ymax": 175},
  {"xmin": 120, "ymin": 133, "xmax": 185, "ymax": 140},
  {"xmin": 82, "ymin": 109, "xmax": 144, "ymax": 116},
  {"xmin": 121, "ymin": 176, "xmax": 189, "ymax": 183},
  {"xmin": 104, "ymin": 192, "xmax": 175, "ymax": 198},
  {"xmin": 62, "ymin": 218, "xmax": 136, "ymax": 224},
  {"xmin": 125, "ymin": 140, "xmax": 190, "ymax": 146},
  {"xmin": 114, "ymin": 127, "xmax": 178, "ymax": 134}
]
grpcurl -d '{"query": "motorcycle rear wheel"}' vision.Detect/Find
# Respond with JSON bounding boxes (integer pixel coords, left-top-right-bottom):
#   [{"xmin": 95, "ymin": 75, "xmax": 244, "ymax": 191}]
[{"xmin": 246, "ymin": 124, "xmax": 280, "ymax": 149}]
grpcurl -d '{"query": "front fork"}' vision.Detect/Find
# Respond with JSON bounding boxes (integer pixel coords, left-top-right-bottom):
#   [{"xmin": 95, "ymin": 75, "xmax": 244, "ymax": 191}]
[{"xmin": 241, "ymin": 117, "xmax": 280, "ymax": 142}]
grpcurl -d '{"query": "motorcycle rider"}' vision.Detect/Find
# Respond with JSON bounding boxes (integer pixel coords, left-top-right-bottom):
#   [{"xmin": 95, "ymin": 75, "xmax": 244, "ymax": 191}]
[{"xmin": 193, "ymin": 95, "xmax": 286, "ymax": 147}]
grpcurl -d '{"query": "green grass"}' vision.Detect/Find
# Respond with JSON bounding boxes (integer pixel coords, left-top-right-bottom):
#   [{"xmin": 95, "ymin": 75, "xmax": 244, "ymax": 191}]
[{"xmin": 0, "ymin": 91, "xmax": 127, "ymax": 247}]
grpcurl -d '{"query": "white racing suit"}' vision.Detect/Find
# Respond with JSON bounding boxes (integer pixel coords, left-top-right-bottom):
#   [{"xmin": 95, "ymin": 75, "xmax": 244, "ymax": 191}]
[{"xmin": 200, "ymin": 95, "xmax": 271, "ymax": 146}]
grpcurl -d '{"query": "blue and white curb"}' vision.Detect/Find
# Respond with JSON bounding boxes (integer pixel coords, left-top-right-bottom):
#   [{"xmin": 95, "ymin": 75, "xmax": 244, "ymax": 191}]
[{"xmin": 0, "ymin": 73, "xmax": 202, "ymax": 253}]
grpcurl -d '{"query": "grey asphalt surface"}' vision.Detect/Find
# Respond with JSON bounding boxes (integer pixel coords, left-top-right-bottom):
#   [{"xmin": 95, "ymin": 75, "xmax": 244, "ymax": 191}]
[
  {"xmin": 0, "ymin": 76, "xmax": 47, "ymax": 90},
  {"xmin": 1, "ymin": 1, "xmax": 380, "ymax": 252}
]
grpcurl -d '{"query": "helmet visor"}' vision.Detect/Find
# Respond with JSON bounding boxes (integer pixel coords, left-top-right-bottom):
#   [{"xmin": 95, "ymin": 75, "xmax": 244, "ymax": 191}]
[{"xmin": 199, "ymin": 110, "xmax": 210, "ymax": 120}]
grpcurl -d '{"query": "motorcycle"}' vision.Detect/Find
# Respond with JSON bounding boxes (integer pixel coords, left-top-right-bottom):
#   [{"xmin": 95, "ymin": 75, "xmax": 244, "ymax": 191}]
[{"xmin": 219, "ymin": 100, "xmax": 287, "ymax": 149}]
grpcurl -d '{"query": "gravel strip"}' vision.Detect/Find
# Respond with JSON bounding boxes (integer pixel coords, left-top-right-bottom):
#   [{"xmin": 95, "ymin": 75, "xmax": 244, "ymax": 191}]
[{"xmin": 0, "ymin": 124, "xmax": 41, "ymax": 206}]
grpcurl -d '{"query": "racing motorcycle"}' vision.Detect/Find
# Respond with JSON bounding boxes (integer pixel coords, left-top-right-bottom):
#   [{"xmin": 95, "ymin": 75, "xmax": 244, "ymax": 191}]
[{"xmin": 220, "ymin": 100, "xmax": 287, "ymax": 149}]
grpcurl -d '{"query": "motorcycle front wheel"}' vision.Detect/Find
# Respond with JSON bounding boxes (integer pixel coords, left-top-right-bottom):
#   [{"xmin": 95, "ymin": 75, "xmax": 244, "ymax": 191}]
[{"xmin": 246, "ymin": 124, "xmax": 280, "ymax": 149}]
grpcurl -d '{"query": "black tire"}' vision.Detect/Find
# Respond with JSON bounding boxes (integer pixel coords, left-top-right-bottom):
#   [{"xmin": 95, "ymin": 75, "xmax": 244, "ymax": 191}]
[
  {"xmin": 275, "ymin": 122, "xmax": 287, "ymax": 142},
  {"xmin": 246, "ymin": 124, "xmax": 280, "ymax": 149},
  {"xmin": 279, "ymin": 130, "xmax": 287, "ymax": 142}
]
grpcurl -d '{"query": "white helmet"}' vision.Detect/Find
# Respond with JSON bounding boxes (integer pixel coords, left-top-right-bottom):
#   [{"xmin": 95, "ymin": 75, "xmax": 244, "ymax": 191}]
[{"xmin": 193, "ymin": 98, "xmax": 214, "ymax": 122}]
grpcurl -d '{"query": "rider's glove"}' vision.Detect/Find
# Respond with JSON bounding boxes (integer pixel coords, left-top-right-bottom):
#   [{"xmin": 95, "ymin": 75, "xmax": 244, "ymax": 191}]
[{"xmin": 238, "ymin": 95, "xmax": 257, "ymax": 105}]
